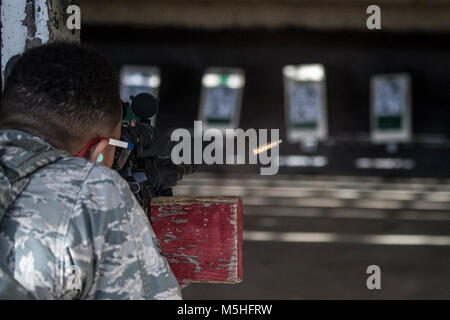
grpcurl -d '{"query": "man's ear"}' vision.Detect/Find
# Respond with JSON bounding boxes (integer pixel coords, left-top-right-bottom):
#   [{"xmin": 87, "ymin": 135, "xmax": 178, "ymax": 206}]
[{"xmin": 86, "ymin": 139, "xmax": 109, "ymax": 164}]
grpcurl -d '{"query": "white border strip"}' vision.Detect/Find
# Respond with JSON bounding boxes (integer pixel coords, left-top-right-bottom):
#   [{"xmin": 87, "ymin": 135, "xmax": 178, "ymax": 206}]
[{"xmin": 244, "ymin": 231, "xmax": 450, "ymax": 246}]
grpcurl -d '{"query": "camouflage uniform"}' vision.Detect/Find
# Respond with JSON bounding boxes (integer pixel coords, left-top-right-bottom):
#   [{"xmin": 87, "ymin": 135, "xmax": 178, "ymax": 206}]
[{"xmin": 0, "ymin": 129, "xmax": 182, "ymax": 300}]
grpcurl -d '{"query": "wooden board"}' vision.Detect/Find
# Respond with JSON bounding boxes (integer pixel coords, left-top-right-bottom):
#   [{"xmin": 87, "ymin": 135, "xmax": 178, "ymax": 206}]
[{"xmin": 149, "ymin": 197, "xmax": 243, "ymax": 284}]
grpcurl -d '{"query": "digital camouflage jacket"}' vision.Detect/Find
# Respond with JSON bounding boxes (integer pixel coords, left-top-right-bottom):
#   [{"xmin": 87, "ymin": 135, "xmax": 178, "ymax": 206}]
[{"xmin": 0, "ymin": 130, "xmax": 181, "ymax": 300}]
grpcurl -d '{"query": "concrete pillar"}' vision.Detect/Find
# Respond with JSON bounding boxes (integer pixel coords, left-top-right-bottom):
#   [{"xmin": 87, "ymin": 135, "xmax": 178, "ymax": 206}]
[{"xmin": 0, "ymin": 0, "xmax": 80, "ymax": 89}]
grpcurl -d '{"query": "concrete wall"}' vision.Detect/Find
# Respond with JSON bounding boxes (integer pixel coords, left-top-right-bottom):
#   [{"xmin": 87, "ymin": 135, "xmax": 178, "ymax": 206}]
[{"xmin": 0, "ymin": 0, "xmax": 80, "ymax": 89}]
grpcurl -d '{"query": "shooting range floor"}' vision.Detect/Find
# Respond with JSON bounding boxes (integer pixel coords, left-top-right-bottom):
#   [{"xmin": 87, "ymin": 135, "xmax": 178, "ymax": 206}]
[{"xmin": 176, "ymin": 173, "xmax": 450, "ymax": 299}]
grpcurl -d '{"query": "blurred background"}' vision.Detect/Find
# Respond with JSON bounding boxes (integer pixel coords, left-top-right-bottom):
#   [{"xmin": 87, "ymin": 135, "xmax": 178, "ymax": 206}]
[{"xmin": 80, "ymin": 0, "xmax": 450, "ymax": 299}]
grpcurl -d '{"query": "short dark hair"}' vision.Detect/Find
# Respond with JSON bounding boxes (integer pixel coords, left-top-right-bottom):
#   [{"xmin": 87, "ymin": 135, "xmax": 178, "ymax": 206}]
[{"xmin": 0, "ymin": 42, "xmax": 121, "ymax": 148}]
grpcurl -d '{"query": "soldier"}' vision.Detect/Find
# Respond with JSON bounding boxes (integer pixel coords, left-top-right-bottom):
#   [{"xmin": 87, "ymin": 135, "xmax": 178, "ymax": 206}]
[{"xmin": 0, "ymin": 43, "xmax": 182, "ymax": 300}]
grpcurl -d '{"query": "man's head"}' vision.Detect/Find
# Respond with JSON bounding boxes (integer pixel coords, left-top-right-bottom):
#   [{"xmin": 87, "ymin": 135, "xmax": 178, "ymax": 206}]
[{"xmin": 0, "ymin": 42, "xmax": 122, "ymax": 167}]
